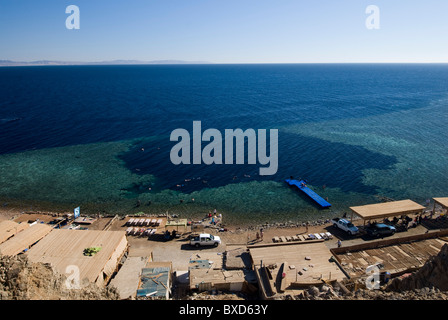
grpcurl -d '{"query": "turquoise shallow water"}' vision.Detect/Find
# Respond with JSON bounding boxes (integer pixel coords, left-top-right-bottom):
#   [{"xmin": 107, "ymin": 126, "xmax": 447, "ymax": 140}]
[
  {"xmin": 0, "ymin": 64, "xmax": 447, "ymax": 225},
  {"xmin": 284, "ymin": 95, "xmax": 448, "ymax": 201}
]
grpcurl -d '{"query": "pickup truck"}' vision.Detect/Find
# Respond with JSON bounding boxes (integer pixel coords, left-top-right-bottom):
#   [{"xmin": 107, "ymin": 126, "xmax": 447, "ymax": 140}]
[
  {"xmin": 190, "ymin": 233, "xmax": 221, "ymax": 247},
  {"xmin": 331, "ymin": 218, "xmax": 359, "ymax": 236}
]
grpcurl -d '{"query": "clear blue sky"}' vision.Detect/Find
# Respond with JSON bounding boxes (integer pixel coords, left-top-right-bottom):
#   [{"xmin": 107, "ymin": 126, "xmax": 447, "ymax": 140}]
[{"xmin": 1, "ymin": 0, "xmax": 447, "ymax": 63}]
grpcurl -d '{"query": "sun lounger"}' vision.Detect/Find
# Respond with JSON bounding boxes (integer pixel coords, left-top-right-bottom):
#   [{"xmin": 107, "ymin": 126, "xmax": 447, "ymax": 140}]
[
  {"xmin": 308, "ymin": 234, "xmax": 316, "ymax": 240},
  {"xmin": 280, "ymin": 236, "xmax": 287, "ymax": 243},
  {"xmin": 127, "ymin": 218, "xmax": 134, "ymax": 226},
  {"xmin": 285, "ymin": 236, "xmax": 292, "ymax": 242},
  {"xmin": 273, "ymin": 236, "xmax": 280, "ymax": 243},
  {"xmin": 292, "ymin": 236, "xmax": 299, "ymax": 241},
  {"xmin": 151, "ymin": 219, "xmax": 157, "ymax": 226},
  {"xmin": 314, "ymin": 233, "xmax": 322, "ymax": 239},
  {"xmin": 144, "ymin": 219, "xmax": 151, "ymax": 226},
  {"xmin": 126, "ymin": 227, "xmax": 133, "ymax": 235},
  {"xmin": 156, "ymin": 219, "xmax": 162, "ymax": 226},
  {"xmin": 320, "ymin": 233, "xmax": 328, "ymax": 240}
]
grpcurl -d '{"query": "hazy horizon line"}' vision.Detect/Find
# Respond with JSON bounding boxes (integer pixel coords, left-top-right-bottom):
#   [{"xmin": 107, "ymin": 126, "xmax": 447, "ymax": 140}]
[{"xmin": 1, "ymin": 59, "xmax": 448, "ymax": 67}]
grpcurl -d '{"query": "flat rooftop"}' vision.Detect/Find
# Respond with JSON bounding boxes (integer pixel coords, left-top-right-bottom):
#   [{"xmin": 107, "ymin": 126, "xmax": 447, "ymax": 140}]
[
  {"xmin": 249, "ymin": 241, "xmax": 346, "ymax": 286},
  {"xmin": 109, "ymin": 256, "xmax": 150, "ymax": 299},
  {"xmin": 0, "ymin": 223, "xmax": 52, "ymax": 255},
  {"xmin": 434, "ymin": 197, "xmax": 448, "ymax": 209},
  {"xmin": 26, "ymin": 229, "xmax": 128, "ymax": 286},
  {"xmin": 0, "ymin": 220, "xmax": 29, "ymax": 245}
]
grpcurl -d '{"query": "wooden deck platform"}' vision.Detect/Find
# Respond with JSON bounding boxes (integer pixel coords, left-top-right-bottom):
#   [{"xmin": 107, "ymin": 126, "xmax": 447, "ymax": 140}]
[{"xmin": 332, "ymin": 236, "xmax": 448, "ymax": 278}]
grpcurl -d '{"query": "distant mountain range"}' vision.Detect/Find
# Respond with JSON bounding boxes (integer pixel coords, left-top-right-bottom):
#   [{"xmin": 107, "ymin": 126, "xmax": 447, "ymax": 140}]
[{"xmin": 0, "ymin": 59, "xmax": 212, "ymax": 66}]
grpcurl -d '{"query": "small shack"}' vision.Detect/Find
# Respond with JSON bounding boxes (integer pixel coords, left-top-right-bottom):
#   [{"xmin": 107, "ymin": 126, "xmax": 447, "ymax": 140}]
[
  {"xmin": 0, "ymin": 223, "xmax": 52, "ymax": 256},
  {"xmin": 188, "ymin": 251, "xmax": 249, "ymax": 293},
  {"xmin": 349, "ymin": 199, "xmax": 425, "ymax": 225},
  {"xmin": 136, "ymin": 262, "xmax": 172, "ymax": 299},
  {"xmin": 74, "ymin": 216, "xmax": 97, "ymax": 225},
  {"xmin": 165, "ymin": 219, "xmax": 188, "ymax": 234},
  {"xmin": 189, "ymin": 268, "xmax": 247, "ymax": 292}
]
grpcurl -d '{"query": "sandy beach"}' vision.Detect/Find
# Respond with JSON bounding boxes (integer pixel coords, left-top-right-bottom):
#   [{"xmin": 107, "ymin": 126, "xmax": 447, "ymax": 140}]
[{"xmin": 1, "ymin": 201, "xmax": 438, "ymax": 270}]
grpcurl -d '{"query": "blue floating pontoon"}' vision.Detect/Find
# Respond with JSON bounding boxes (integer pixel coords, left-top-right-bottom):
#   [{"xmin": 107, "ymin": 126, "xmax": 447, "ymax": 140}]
[{"xmin": 285, "ymin": 179, "xmax": 331, "ymax": 208}]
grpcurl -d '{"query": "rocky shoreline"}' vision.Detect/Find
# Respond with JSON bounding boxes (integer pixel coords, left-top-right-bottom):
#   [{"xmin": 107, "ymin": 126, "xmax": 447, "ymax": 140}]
[{"xmin": 239, "ymin": 217, "xmax": 337, "ymax": 231}]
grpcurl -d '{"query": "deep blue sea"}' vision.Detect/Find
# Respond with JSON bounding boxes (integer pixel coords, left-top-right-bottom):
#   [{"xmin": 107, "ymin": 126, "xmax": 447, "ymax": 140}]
[{"xmin": 0, "ymin": 64, "xmax": 447, "ymax": 224}]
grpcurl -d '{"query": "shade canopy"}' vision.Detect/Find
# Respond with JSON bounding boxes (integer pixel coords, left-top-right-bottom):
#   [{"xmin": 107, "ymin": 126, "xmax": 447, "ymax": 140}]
[
  {"xmin": 433, "ymin": 197, "xmax": 448, "ymax": 209},
  {"xmin": 0, "ymin": 224, "xmax": 52, "ymax": 255},
  {"xmin": 350, "ymin": 199, "xmax": 425, "ymax": 221},
  {"xmin": 26, "ymin": 229, "xmax": 128, "ymax": 286},
  {"xmin": 0, "ymin": 220, "xmax": 29, "ymax": 245},
  {"xmin": 165, "ymin": 219, "xmax": 188, "ymax": 232}
]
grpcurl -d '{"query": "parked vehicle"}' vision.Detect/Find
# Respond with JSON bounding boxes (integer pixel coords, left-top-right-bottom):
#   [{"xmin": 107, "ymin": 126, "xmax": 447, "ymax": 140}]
[
  {"xmin": 190, "ymin": 233, "xmax": 221, "ymax": 247},
  {"xmin": 331, "ymin": 218, "xmax": 359, "ymax": 236},
  {"xmin": 366, "ymin": 223, "xmax": 396, "ymax": 238}
]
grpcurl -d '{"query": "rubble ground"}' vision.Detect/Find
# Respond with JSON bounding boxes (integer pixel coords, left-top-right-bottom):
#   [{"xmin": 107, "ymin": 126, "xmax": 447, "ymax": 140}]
[{"xmin": 0, "ymin": 255, "xmax": 119, "ymax": 300}]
